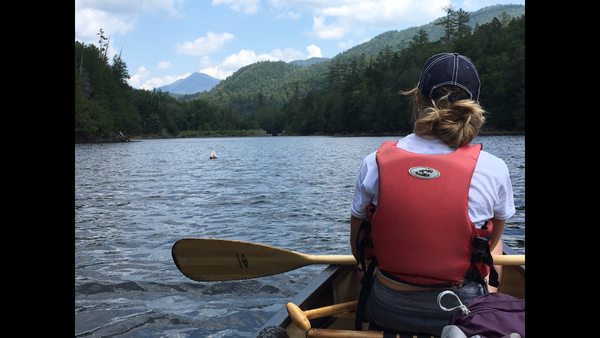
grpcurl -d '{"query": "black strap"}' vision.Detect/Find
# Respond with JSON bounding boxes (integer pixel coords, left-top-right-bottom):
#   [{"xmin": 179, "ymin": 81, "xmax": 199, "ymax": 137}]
[
  {"xmin": 356, "ymin": 220, "xmax": 372, "ymax": 274},
  {"xmin": 484, "ymin": 247, "xmax": 499, "ymax": 288},
  {"xmin": 470, "ymin": 236, "xmax": 499, "ymax": 288},
  {"xmin": 355, "ymin": 218, "xmax": 376, "ymax": 330},
  {"xmin": 355, "ymin": 258, "xmax": 377, "ymax": 330}
]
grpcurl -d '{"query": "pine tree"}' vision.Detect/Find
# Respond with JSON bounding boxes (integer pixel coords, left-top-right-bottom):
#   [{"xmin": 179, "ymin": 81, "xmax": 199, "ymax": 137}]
[
  {"xmin": 436, "ymin": 6, "xmax": 456, "ymax": 46},
  {"xmin": 111, "ymin": 50, "xmax": 130, "ymax": 83},
  {"xmin": 455, "ymin": 9, "xmax": 471, "ymax": 38},
  {"xmin": 96, "ymin": 28, "xmax": 110, "ymax": 61},
  {"xmin": 499, "ymin": 11, "xmax": 512, "ymax": 27},
  {"xmin": 410, "ymin": 29, "xmax": 430, "ymax": 47}
]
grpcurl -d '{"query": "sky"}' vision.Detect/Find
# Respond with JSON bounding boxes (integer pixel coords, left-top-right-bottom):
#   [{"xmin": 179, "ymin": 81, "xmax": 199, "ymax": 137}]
[{"xmin": 75, "ymin": 0, "xmax": 524, "ymax": 90}]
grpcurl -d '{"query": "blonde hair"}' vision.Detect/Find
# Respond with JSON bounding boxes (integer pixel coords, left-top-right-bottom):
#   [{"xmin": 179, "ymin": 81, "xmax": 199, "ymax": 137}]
[{"xmin": 402, "ymin": 86, "xmax": 486, "ymax": 148}]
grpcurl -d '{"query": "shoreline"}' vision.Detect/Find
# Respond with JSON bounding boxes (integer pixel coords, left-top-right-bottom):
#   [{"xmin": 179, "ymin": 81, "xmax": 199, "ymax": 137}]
[{"xmin": 75, "ymin": 129, "xmax": 524, "ymax": 144}]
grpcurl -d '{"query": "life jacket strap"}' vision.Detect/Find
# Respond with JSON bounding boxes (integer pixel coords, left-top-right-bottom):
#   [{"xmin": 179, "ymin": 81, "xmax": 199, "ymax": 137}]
[
  {"xmin": 354, "ymin": 216, "xmax": 377, "ymax": 331},
  {"xmin": 355, "ymin": 257, "xmax": 377, "ymax": 330},
  {"xmin": 469, "ymin": 236, "xmax": 499, "ymax": 289},
  {"xmin": 356, "ymin": 219, "xmax": 372, "ymax": 274}
]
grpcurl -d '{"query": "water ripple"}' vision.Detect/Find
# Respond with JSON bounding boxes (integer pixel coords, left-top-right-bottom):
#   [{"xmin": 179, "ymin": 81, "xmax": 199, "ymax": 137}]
[{"xmin": 76, "ymin": 136, "xmax": 525, "ymax": 337}]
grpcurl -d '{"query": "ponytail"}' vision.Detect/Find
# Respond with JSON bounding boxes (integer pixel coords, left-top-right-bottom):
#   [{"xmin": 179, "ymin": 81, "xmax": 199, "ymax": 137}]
[{"xmin": 403, "ymin": 86, "xmax": 486, "ymax": 148}]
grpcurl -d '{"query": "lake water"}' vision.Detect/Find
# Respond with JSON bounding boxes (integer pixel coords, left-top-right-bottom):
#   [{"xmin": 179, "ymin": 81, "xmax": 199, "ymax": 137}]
[{"xmin": 75, "ymin": 135, "xmax": 525, "ymax": 337}]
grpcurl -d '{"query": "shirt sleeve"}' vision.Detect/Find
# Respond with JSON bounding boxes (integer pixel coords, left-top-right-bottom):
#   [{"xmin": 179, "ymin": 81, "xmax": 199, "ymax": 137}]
[
  {"xmin": 350, "ymin": 152, "xmax": 378, "ymax": 219},
  {"xmin": 493, "ymin": 160, "xmax": 516, "ymax": 221}
]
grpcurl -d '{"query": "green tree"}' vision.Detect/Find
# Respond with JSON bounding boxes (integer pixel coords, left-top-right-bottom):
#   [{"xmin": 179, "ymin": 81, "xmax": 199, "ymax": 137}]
[
  {"xmin": 410, "ymin": 29, "xmax": 430, "ymax": 47},
  {"xmin": 499, "ymin": 11, "xmax": 512, "ymax": 27},
  {"xmin": 111, "ymin": 51, "xmax": 129, "ymax": 82},
  {"xmin": 455, "ymin": 9, "xmax": 472, "ymax": 38},
  {"xmin": 96, "ymin": 28, "xmax": 110, "ymax": 61},
  {"xmin": 436, "ymin": 6, "xmax": 456, "ymax": 46}
]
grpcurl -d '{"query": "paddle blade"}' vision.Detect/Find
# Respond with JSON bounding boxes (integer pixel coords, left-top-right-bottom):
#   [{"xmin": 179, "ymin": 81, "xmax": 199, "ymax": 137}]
[{"xmin": 172, "ymin": 238, "xmax": 312, "ymax": 281}]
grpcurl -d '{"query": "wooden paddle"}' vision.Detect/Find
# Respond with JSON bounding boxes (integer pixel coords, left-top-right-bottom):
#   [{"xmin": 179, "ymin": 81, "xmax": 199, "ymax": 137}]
[{"xmin": 171, "ymin": 238, "xmax": 525, "ymax": 282}]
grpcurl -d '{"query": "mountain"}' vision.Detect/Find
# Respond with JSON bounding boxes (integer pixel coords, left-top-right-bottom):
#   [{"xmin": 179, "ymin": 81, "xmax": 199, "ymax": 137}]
[
  {"xmin": 186, "ymin": 60, "xmax": 329, "ymax": 110},
  {"xmin": 186, "ymin": 4, "xmax": 524, "ymax": 113},
  {"xmin": 336, "ymin": 4, "xmax": 524, "ymax": 61},
  {"xmin": 289, "ymin": 57, "xmax": 330, "ymax": 67},
  {"xmin": 158, "ymin": 72, "xmax": 221, "ymax": 95}
]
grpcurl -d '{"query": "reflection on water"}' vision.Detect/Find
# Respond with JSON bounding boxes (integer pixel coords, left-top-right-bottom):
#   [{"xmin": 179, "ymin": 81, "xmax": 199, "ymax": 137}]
[{"xmin": 75, "ymin": 135, "xmax": 524, "ymax": 337}]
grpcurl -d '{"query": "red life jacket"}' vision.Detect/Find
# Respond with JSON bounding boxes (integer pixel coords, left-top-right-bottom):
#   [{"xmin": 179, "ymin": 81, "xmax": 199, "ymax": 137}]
[{"xmin": 370, "ymin": 141, "xmax": 491, "ymax": 286}]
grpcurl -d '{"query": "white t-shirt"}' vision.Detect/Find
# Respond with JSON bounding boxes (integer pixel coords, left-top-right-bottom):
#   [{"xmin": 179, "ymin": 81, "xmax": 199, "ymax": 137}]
[{"xmin": 350, "ymin": 134, "xmax": 516, "ymax": 228}]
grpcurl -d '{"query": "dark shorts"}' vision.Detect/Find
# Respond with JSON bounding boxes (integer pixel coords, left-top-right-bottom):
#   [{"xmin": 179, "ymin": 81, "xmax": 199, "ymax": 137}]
[{"xmin": 364, "ymin": 278, "xmax": 484, "ymax": 336}]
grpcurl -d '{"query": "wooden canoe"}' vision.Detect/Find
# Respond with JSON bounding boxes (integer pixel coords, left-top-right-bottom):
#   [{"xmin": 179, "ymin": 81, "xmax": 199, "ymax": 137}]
[{"xmin": 256, "ymin": 246, "xmax": 525, "ymax": 338}]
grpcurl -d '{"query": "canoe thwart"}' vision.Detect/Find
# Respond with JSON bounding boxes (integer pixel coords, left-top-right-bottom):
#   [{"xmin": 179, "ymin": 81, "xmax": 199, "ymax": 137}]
[
  {"xmin": 305, "ymin": 300, "xmax": 357, "ymax": 319},
  {"xmin": 287, "ymin": 300, "xmax": 358, "ymax": 332},
  {"xmin": 286, "ymin": 302, "xmax": 311, "ymax": 331}
]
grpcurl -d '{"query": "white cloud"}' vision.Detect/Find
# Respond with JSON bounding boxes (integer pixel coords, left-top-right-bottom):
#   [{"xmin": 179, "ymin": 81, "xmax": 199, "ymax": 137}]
[
  {"xmin": 142, "ymin": 72, "xmax": 192, "ymax": 90},
  {"xmin": 128, "ymin": 66, "xmax": 149, "ymax": 88},
  {"xmin": 75, "ymin": 0, "xmax": 183, "ymax": 42},
  {"xmin": 306, "ymin": 44, "xmax": 322, "ymax": 58},
  {"xmin": 176, "ymin": 32, "xmax": 235, "ymax": 56},
  {"xmin": 75, "ymin": 7, "xmax": 136, "ymax": 42},
  {"xmin": 77, "ymin": 0, "xmax": 183, "ymax": 16},
  {"xmin": 200, "ymin": 66, "xmax": 235, "ymax": 80},
  {"xmin": 203, "ymin": 47, "xmax": 306, "ymax": 79},
  {"xmin": 156, "ymin": 61, "xmax": 172, "ymax": 70},
  {"xmin": 312, "ymin": 16, "xmax": 347, "ymax": 39},
  {"xmin": 276, "ymin": 11, "xmax": 301, "ymax": 20},
  {"xmin": 337, "ymin": 39, "xmax": 356, "ymax": 50},
  {"xmin": 459, "ymin": 0, "xmax": 522, "ymax": 12},
  {"xmin": 199, "ymin": 56, "xmax": 213, "ymax": 67},
  {"xmin": 269, "ymin": 48, "xmax": 305, "ymax": 61},
  {"xmin": 141, "ymin": 0, "xmax": 185, "ymax": 16},
  {"xmin": 77, "ymin": 0, "xmax": 140, "ymax": 15},
  {"xmin": 221, "ymin": 49, "xmax": 277, "ymax": 69},
  {"xmin": 267, "ymin": 0, "xmax": 321, "ymax": 8},
  {"xmin": 212, "ymin": 0, "xmax": 260, "ymax": 14},
  {"xmin": 267, "ymin": 0, "xmax": 451, "ymax": 40},
  {"xmin": 107, "ymin": 44, "xmax": 122, "ymax": 61},
  {"xmin": 128, "ymin": 65, "xmax": 192, "ymax": 89}
]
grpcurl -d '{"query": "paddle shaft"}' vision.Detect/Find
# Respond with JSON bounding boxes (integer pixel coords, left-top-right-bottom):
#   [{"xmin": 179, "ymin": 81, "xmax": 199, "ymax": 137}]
[{"xmin": 304, "ymin": 254, "xmax": 524, "ymax": 266}]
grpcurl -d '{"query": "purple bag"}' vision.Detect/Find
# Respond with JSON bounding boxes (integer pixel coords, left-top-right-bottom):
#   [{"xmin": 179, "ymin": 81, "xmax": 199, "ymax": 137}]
[{"xmin": 438, "ymin": 291, "xmax": 525, "ymax": 338}]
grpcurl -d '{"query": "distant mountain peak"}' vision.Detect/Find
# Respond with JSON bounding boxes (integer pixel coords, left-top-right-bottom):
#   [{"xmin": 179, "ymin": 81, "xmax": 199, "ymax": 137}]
[{"xmin": 158, "ymin": 72, "xmax": 220, "ymax": 95}]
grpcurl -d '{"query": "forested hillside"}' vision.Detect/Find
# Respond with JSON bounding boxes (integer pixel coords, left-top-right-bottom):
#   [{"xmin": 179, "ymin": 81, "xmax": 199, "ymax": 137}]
[
  {"xmin": 75, "ymin": 6, "xmax": 524, "ymax": 142},
  {"xmin": 337, "ymin": 4, "xmax": 524, "ymax": 61},
  {"xmin": 75, "ymin": 40, "xmax": 258, "ymax": 142},
  {"xmin": 75, "ymin": 38, "xmax": 141, "ymax": 142},
  {"xmin": 282, "ymin": 14, "xmax": 525, "ymax": 134},
  {"xmin": 187, "ymin": 5, "xmax": 523, "ymax": 118}
]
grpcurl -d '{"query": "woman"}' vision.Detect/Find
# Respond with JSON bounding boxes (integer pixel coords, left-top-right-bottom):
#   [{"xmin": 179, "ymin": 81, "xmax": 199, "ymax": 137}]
[{"xmin": 349, "ymin": 52, "xmax": 515, "ymax": 335}]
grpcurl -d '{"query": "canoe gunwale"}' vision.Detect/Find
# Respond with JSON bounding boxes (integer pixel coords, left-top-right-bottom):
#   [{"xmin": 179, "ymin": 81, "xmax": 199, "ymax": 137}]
[{"xmin": 259, "ymin": 264, "xmax": 346, "ymax": 332}]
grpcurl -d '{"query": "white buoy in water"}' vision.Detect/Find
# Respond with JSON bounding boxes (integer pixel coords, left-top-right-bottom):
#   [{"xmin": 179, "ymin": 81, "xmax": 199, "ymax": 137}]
[{"xmin": 209, "ymin": 150, "xmax": 217, "ymax": 159}]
